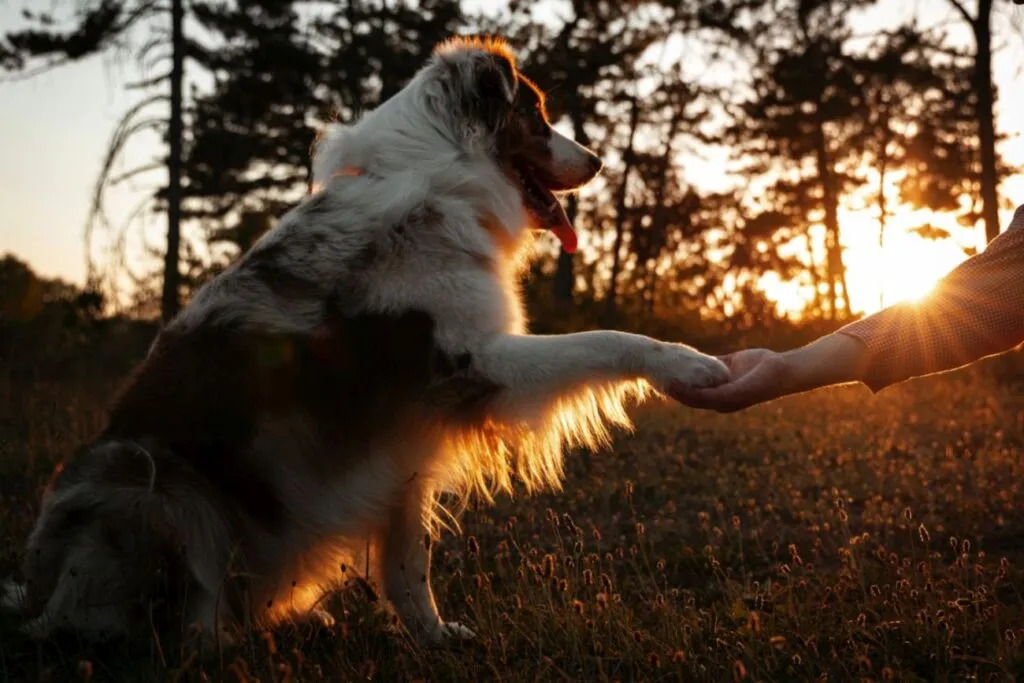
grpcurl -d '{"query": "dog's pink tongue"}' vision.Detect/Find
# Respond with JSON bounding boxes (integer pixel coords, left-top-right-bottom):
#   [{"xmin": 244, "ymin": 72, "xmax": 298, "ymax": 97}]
[
  {"xmin": 551, "ymin": 223, "xmax": 577, "ymax": 253},
  {"xmin": 547, "ymin": 201, "xmax": 578, "ymax": 253}
]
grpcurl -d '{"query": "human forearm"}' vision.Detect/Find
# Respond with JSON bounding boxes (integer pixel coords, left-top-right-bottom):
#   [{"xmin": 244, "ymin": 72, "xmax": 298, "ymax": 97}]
[
  {"xmin": 777, "ymin": 332, "xmax": 870, "ymax": 394},
  {"xmin": 839, "ymin": 207, "xmax": 1024, "ymax": 392}
]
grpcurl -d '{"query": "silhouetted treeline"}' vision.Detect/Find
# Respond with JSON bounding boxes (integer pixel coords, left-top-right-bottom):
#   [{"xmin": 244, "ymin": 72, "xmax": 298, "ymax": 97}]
[{"xmin": 2, "ymin": 0, "xmax": 1020, "ymax": 339}]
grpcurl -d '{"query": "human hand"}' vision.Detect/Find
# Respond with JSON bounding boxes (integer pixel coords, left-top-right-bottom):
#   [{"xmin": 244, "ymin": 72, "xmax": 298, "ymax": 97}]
[
  {"xmin": 667, "ymin": 348, "xmax": 791, "ymax": 413},
  {"xmin": 669, "ymin": 333, "xmax": 868, "ymax": 413}
]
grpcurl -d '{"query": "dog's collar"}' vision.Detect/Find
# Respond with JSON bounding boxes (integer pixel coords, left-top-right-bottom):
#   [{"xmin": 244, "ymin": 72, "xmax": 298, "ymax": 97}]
[{"xmin": 310, "ymin": 166, "xmax": 368, "ymax": 194}]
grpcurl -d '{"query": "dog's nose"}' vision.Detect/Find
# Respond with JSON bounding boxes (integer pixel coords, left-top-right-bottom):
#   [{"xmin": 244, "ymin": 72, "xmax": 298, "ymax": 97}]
[{"xmin": 588, "ymin": 155, "xmax": 603, "ymax": 175}]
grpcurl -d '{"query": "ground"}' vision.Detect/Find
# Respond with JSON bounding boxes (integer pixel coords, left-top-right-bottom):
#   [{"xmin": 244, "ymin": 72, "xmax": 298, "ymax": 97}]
[{"xmin": 0, "ymin": 363, "xmax": 1022, "ymax": 682}]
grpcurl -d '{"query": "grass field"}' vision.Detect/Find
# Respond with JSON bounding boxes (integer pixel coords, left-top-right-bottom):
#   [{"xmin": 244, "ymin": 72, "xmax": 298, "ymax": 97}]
[{"xmin": 1, "ymin": 363, "xmax": 1022, "ymax": 682}]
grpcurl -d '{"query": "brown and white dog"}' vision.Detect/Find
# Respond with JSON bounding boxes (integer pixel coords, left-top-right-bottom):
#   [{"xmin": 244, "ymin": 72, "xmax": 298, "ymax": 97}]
[{"xmin": 2, "ymin": 36, "xmax": 728, "ymax": 648}]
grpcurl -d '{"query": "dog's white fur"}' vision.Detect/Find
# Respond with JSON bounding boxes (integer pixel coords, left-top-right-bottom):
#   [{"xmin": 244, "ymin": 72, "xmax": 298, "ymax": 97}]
[{"xmin": 3, "ymin": 36, "xmax": 728, "ymax": 648}]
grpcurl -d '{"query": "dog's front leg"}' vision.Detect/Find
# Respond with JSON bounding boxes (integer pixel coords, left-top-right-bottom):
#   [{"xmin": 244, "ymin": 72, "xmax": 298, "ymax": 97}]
[
  {"xmin": 381, "ymin": 481, "xmax": 473, "ymax": 647},
  {"xmin": 472, "ymin": 331, "xmax": 729, "ymax": 419}
]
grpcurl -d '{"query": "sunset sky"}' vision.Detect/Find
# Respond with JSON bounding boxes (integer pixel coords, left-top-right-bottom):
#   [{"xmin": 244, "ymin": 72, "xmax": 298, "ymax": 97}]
[{"xmin": 1, "ymin": 0, "xmax": 1022, "ymax": 316}]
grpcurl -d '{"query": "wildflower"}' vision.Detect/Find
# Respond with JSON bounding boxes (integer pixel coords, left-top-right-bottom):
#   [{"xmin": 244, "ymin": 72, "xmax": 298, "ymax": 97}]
[
  {"xmin": 747, "ymin": 611, "xmax": 761, "ymax": 633},
  {"xmin": 918, "ymin": 523, "xmax": 930, "ymax": 543}
]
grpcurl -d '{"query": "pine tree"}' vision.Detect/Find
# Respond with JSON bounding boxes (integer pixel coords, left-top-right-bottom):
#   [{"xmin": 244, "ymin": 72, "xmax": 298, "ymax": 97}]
[{"xmin": 3, "ymin": 0, "xmax": 193, "ymax": 321}]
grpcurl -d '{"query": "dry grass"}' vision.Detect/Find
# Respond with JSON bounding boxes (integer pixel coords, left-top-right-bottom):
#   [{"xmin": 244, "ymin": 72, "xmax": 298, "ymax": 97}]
[{"xmin": 1, "ymin": 362, "xmax": 1022, "ymax": 682}]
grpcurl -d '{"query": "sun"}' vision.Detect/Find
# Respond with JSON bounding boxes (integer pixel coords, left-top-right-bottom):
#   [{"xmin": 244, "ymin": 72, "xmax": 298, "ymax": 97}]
[
  {"xmin": 757, "ymin": 207, "xmax": 980, "ymax": 318},
  {"xmin": 840, "ymin": 208, "xmax": 977, "ymax": 315}
]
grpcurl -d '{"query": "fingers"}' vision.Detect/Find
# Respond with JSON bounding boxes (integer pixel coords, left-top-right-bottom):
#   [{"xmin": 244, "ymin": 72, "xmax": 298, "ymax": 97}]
[
  {"xmin": 668, "ymin": 380, "xmax": 757, "ymax": 414},
  {"xmin": 668, "ymin": 358, "xmax": 782, "ymax": 413}
]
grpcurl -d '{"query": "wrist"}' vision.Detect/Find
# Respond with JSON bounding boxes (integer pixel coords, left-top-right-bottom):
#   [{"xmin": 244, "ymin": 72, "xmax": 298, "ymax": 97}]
[{"xmin": 781, "ymin": 332, "xmax": 868, "ymax": 394}]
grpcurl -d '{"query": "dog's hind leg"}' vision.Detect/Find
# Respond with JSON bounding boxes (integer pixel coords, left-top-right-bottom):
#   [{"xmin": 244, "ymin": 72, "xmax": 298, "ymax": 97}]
[{"xmin": 380, "ymin": 481, "xmax": 474, "ymax": 647}]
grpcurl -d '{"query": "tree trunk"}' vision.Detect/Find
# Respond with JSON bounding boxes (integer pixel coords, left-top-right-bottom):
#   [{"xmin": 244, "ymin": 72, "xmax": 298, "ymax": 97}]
[
  {"xmin": 813, "ymin": 121, "xmax": 846, "ymax": 319},
  {"xmin": 554, "ymin": 103, "xmax": 593, "ymax": 305},
  {"xmin": 805, "ymin": 229, "xmax": 823, "ymax": 316},
  {"xmin": 973, "ymin": 0, "xmax": 1001, "ymax": 243},
  {"xmin": 604, "ymin": 95, "xmax": 640, "ymax": 322},
  {"xmin": 554, "ymin": 197, "xmax": 578, "ymax": 303},
  {"xmin": 877, "ymin": 135, "xmax": 890, "ymax": 311},
  {"xmin": 161, "ymin": 0, "xmax": 185, "ymax": 323}
]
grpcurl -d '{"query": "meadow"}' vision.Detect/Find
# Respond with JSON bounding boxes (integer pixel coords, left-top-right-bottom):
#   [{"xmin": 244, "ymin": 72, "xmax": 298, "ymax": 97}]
[{"xmin": 1, "ymin": 355, "xmax": 1022, "ymax": 682}]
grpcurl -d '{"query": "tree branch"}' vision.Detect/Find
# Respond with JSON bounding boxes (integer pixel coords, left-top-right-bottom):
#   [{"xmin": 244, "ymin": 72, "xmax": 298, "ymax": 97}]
[{"xmin": 945, "ymin": 0, "xmax": 977, "ymax": 30}]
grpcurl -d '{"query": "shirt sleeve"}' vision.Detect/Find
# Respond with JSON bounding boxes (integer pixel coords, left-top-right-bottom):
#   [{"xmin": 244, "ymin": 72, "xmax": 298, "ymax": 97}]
[{"xmin": 838, "ymin": 204, "xmax": 1024, "ymax": 393}]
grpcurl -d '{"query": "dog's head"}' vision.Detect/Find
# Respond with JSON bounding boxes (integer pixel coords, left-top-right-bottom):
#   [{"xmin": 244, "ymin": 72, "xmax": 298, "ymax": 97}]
[{"xmin": 429, "ymin": 36, "xmax": 603, "ymax": 253}]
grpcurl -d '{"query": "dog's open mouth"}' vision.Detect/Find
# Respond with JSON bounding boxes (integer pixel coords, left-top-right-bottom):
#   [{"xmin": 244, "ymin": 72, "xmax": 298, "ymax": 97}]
[{"xmin": 513, "ymin": 162, "xmax": 578, "ymax": 253}]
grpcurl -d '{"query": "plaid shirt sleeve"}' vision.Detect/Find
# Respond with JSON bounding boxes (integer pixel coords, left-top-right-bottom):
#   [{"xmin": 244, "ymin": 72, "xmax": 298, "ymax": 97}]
[{"xmin": 838, "ymin": 204, "xmax": 1024, "ymax": 393}]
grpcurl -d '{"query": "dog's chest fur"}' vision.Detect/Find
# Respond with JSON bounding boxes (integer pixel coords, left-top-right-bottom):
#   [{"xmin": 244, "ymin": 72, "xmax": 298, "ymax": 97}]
[{"xmin": 98, "ymin": 180, "xmax": 526, "ymax": 540}]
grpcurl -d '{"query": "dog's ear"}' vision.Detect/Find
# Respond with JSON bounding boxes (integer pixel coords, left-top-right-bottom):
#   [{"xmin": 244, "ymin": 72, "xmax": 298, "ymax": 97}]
[{"xmin": 474, "ymin": 53, "xmax": 518, "ymax": 128}]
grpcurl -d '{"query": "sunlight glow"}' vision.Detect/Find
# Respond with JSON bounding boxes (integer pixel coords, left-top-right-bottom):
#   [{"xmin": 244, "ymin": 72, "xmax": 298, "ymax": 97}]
[{"xmin": 759, "ymin": 205, "xmax": 984, "ymax": 318}]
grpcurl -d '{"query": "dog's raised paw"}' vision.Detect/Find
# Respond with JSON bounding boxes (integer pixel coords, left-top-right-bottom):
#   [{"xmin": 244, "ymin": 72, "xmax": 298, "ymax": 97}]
[{"xmin": 646, "ymin": 344, "xmax": 730, "ymax": 393}]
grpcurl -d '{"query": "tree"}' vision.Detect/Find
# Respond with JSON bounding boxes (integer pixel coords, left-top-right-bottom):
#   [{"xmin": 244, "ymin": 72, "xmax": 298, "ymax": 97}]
[
  {"xmin": 848, "ymin": 26, "xmax": 978, "ymax": 307},
  {"xmin": 500, "ymin": 1, "xmax": 678, "ymax": 306},
  {"xmin": 183, "ymin": 0, "xmax": 464, "ymax": 235},
  {"xmin": 2, "ymin": 0, "xmax": 190, "ymax": 322},
  {"xmin": 724, "ymin": 0, "xmax": 876, "ymax": 320},
  {"xmin": 945, "ymin": 0, "xmax": 1000, "ymax": 243}
]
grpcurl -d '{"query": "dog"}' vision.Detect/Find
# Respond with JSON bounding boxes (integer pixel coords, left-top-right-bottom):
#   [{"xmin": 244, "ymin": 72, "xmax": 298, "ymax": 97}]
[{"xmin": 2, "ymin": 35, "xmax": 729, "ymax": 649}]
